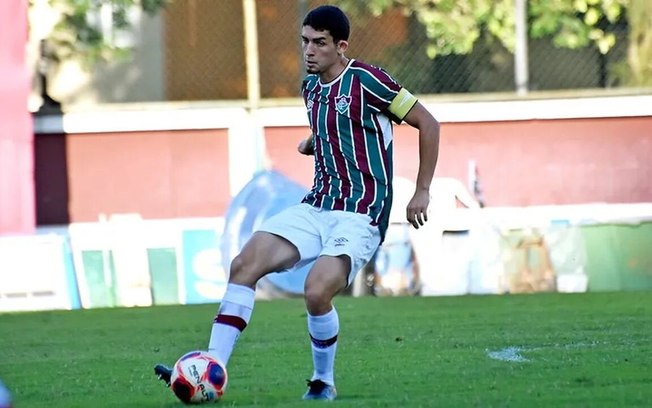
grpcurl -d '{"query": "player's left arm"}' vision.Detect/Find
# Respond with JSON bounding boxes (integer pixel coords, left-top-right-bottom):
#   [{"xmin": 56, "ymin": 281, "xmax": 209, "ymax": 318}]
[{"xmin": 391, "ymin": 95, "xmax": 440, "ymax": 229}]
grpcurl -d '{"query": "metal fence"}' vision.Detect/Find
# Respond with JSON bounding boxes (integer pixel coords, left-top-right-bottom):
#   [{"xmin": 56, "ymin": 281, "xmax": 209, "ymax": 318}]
[{"xmin": 133, "ymin": 0, "xmax": 632, "ymax": 102}]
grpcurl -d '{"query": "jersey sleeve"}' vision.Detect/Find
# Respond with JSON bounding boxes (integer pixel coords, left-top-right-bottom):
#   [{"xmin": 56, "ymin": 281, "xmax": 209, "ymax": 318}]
[{"xmin": 356, "ymin": 64, "xmax": 418, "ymax": 124}]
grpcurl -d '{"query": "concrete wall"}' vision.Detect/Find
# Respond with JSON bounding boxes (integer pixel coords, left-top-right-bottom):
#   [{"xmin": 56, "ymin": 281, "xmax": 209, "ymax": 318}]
[{"xmin": 33, "ymin": 95, "xmax": 652, "ymax": 225}]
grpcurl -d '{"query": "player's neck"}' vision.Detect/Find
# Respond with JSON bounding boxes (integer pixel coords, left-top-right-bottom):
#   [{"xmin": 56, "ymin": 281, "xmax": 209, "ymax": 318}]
[{"xmin": 320, "ymin": 56, "xmax": 350, "ymax": 84}]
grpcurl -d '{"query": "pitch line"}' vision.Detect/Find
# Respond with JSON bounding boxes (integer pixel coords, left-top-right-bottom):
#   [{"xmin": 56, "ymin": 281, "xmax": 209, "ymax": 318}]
[{"xmin": 486, "ymin": 342, "xmax": 599, "ymax": 362}]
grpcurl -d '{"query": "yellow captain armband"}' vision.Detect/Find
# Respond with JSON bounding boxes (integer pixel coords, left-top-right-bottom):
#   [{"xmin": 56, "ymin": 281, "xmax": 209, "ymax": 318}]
[{"xmin": 387, "ymin": 88, "xmax": 418, "ymax": 120}]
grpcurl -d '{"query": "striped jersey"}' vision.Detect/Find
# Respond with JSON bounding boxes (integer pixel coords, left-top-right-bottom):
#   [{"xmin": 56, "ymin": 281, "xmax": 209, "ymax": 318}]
[{"xmin": 301, "ymin": 59, "xmax": 418, "ymax": 239}]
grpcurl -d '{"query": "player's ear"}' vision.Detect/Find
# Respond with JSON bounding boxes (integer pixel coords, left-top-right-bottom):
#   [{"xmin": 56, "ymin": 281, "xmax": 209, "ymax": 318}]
[{"xmin": 337, "ymin": 40, "xmax": 349, "ymax": 55}]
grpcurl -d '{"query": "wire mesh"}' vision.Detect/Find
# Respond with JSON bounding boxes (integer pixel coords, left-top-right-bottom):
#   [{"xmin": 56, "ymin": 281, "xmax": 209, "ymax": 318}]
[{"xmin": 133, "ymin": 0, "xmax": 633, "ymax": 102}]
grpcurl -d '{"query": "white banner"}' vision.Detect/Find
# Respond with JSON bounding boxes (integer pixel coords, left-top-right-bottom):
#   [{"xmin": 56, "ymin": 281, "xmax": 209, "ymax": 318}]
[{"xmin": 0, "ymin": 234, "xmax": 75, "ymax": 312}]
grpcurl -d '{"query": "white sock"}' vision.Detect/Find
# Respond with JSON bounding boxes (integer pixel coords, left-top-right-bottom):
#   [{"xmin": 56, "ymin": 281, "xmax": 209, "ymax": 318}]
[
  {"xmin": 307, "ymin": 308, "xmax": 339, "ymax": 386},
  {"xmin": 207, "ymin": 283, "xmax": 255, "ymax": 366}
]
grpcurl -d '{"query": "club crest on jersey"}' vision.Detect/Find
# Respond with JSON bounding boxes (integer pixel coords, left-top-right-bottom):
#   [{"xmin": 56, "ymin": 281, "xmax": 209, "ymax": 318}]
[
  {"xmin": 335, "ymin": 95, "xmax": 352, "ymax": 114},
  {"xmin": 306, "ymin": 99, "xmax": 314, "ymax": 110}
]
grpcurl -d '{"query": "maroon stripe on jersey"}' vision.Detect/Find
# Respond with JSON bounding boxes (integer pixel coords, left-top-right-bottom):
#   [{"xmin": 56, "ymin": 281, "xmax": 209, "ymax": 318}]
[
  {"xmin": 310, "ymin": 82, "xmax": 327, "ymax": 207},
  {"xmin": 322, "ymin": 81, "xmax": 342, "ymax": 209},
  {"xmin": 339, "ymin": 177, "xmax": 352, "ymax": 209},
  {"xmin": 352, "ymin": 61, "xmax": 402, "ymax": 92},
  {"xmin": 350, "ymin": 79, "xmax": 372, "ymax": 213},
  {"xmin": 326, "ymin": 83, "xmax": 348, "ymax": 210},
  {"xmin": 355, "ymin": 61, "xmax": 397, "ymax": 84},
  {"xmin": 332, "ymin": 193, "xmax": 345, "ymax": 210},
  {"xmin": 357, "ymin": 173, "xmax": 377, "ymax": 215},
  {"xmin": 357, "ymin": 88, "xmax": 381, "ymax": 214},
  {"xmin": 326, "ymin": 82, "xmax": 339, "ymax": 140},
  {"xmin": 363, "ymin": 92, "xmax": 389, "ymax": 111},
  {"xmin": 340, "ymin": 79, "xmax": 361, "ymax": 210},
  {"xmin": 214, "ymin": 314, "xmax": 247, "ymax": 332},
  {"xmin": 351, "ymin": 62, "xmax": 400, "ymax": 109},
  {"xmin": 313, "ymin": 133, "xmax": 326, "ymax": 207},
  {"xmin": 315, "ymin": 137, "xmax": 330, "ymax": 206}
]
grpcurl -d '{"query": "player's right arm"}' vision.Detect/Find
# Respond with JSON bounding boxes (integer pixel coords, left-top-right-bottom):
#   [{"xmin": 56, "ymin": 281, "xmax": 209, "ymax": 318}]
[{"xmin": 297, "ymin": 134, "xmax": 315, "ymax": 156}]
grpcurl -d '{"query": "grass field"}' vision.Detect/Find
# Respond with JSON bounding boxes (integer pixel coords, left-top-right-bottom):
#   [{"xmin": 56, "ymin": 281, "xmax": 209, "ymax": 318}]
[{"xmin": 1, "ymin": 292, "xmax": 651, "ymax": 407}]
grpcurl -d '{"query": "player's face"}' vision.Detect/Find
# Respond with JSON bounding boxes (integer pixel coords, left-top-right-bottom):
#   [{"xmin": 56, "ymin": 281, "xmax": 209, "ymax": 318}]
[{"xmin": 301, "ymin": 26, "xmax": 345, "ymax": 77}]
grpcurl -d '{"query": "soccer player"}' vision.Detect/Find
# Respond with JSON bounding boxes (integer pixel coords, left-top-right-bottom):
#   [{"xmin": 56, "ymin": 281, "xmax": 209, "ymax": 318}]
[{"xmin": 155, "ymin": 4, "xmax": 440, "ymax": 401}]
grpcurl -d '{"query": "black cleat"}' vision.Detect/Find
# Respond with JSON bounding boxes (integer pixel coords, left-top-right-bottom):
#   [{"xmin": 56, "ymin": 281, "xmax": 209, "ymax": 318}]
[
  {"xmin": 154, "ymin": 364, "xmax": 172, "ymax": 387},
  {"xmin": 302, "ymin": 379, "xmax": 337, "ymax": 401}
]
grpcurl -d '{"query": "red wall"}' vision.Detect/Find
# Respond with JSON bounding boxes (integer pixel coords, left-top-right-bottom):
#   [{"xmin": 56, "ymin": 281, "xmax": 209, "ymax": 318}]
[
  {"xmin": 37, "ymin": 129, "xmax": 230, "ymax": 223},
  {"xmin": 34, "ymin": 115, "xmax": 652, "ymax": 224},
  {"xmin": 0, "ymin": 0, "xmax": 34, "ymax": 233},
  {"xmin": 265, "ymin": 116, "xmax": 652, "ymax": 206}
]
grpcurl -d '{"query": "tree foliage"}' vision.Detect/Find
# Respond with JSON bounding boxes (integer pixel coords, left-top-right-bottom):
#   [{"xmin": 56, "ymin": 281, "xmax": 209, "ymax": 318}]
[
  {"xmin": 336, "ymin": 0, "xmax": 628, "ymax": 58},
  {"xmin": 38, "ymin": 0, "xmax": 169, "ymax": 64},
  {"xmin": 611, "ymin": 0, "xmax": 652, "ymax": 86},
  {"xmin": 529, "ymin": 0, "xmax": 626, "ymax": 54},
  {"xmin": 337, "ymin": 0, "xmax": 652, "ymax": 86}
]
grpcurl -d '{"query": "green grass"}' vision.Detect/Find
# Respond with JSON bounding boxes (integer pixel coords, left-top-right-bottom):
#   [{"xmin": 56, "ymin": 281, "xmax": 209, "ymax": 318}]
[{"xmin": 1, "ymin": 292, "xmax": 651, "ymax": 407}]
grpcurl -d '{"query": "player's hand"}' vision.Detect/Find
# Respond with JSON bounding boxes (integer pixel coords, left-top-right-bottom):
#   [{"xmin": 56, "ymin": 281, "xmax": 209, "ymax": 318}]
[
  {"xmin": 298, "ymin": 135, "xmax": 315, "ymax": 156},
  {"xmin": 406, "ymin": 189, "xmax": 430, "ymax": 229}
]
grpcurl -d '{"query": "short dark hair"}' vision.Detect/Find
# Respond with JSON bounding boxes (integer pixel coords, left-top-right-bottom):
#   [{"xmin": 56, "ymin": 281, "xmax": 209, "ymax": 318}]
[{"xmin": 302, "ymin": 5, "xmax": 350, "ymax": 43}]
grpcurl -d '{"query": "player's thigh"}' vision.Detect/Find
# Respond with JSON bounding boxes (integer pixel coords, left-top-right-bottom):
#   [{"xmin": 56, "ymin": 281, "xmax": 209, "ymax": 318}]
[
  {"xmin": 257, "ymin": 203, "xmax": 322, "ymax": 263},
  {"xmin": 230, "ymin": 231, "xmax": 300, "ymax": 284},
  {"xmin": 304, "ymin": 254, "xmax": 351, "ymax": 301}
]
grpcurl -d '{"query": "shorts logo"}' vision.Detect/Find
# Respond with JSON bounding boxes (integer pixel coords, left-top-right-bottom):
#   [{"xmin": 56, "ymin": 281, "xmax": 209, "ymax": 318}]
[
  {"xmin": 335, "ymin": 95, "xmax": 352, "ymax": 114},
  {"xmin": 334, "ymin": 237, "xmax": 348, "ymax": 247}
]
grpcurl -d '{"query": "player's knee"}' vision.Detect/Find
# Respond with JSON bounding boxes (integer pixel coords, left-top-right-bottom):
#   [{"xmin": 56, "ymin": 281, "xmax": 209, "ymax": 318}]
[
  {"xmin": 303, "ymin": 284, "xmax": 331, "ymax": 313},
  {"xmin": 228, "ymin": 254, "xmax": 258, "ymax": 286}
]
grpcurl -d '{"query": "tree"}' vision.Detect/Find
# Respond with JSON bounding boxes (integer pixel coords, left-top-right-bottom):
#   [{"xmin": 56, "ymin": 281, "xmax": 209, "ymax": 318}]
[
  {"xmin": 611, "ymin": 0, "xmax": 652, "ymax": 86},
  {"xmin": 336, "ymin": 0, "xmax": 627, "ymax": 58},
  {"xmin": 338, "ymin": 0, "xmax": 652, "ymax": 86},
  {"xmin": 336, "ymin": 0, "xmax": 515, "ymax": 59},
  {"xmin": 36, "ymin": 0, "xmax": 169, "ymax": 65}
]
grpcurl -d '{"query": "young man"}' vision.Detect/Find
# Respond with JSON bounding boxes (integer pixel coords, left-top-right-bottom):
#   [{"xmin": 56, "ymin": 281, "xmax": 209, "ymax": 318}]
[{"xmin": 155, "ymin": 4, "xmax": 440, "ymax": 401}]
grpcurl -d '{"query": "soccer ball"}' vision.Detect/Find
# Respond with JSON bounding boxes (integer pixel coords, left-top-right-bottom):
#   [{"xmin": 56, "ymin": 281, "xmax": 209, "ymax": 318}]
[{"xmin": 170, "ymin": 351, "xmax": 228, "ymax": 404}]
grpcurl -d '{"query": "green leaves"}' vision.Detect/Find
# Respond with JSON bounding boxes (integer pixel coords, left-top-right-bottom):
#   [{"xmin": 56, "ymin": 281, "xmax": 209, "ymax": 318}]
[
  {"xmin": 338, "ymin": 0, "xmax": 629, "ymax": 57},
  {"xmin": 45, "ymin": 0, "xmax": 169, "ymax": 66},
  {"xmin": 336, "ymin": 0, "xmax": 652, "ymax": 87},
  {"xmin": 531, "ymin": 0, "xmax": 627, "ymax": 54}
]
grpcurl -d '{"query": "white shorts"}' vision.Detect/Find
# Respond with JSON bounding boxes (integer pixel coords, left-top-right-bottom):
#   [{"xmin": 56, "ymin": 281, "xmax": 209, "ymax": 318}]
[{"xmin": 258, "ymin": 203, "xmax": 381, "ymax": 286}]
